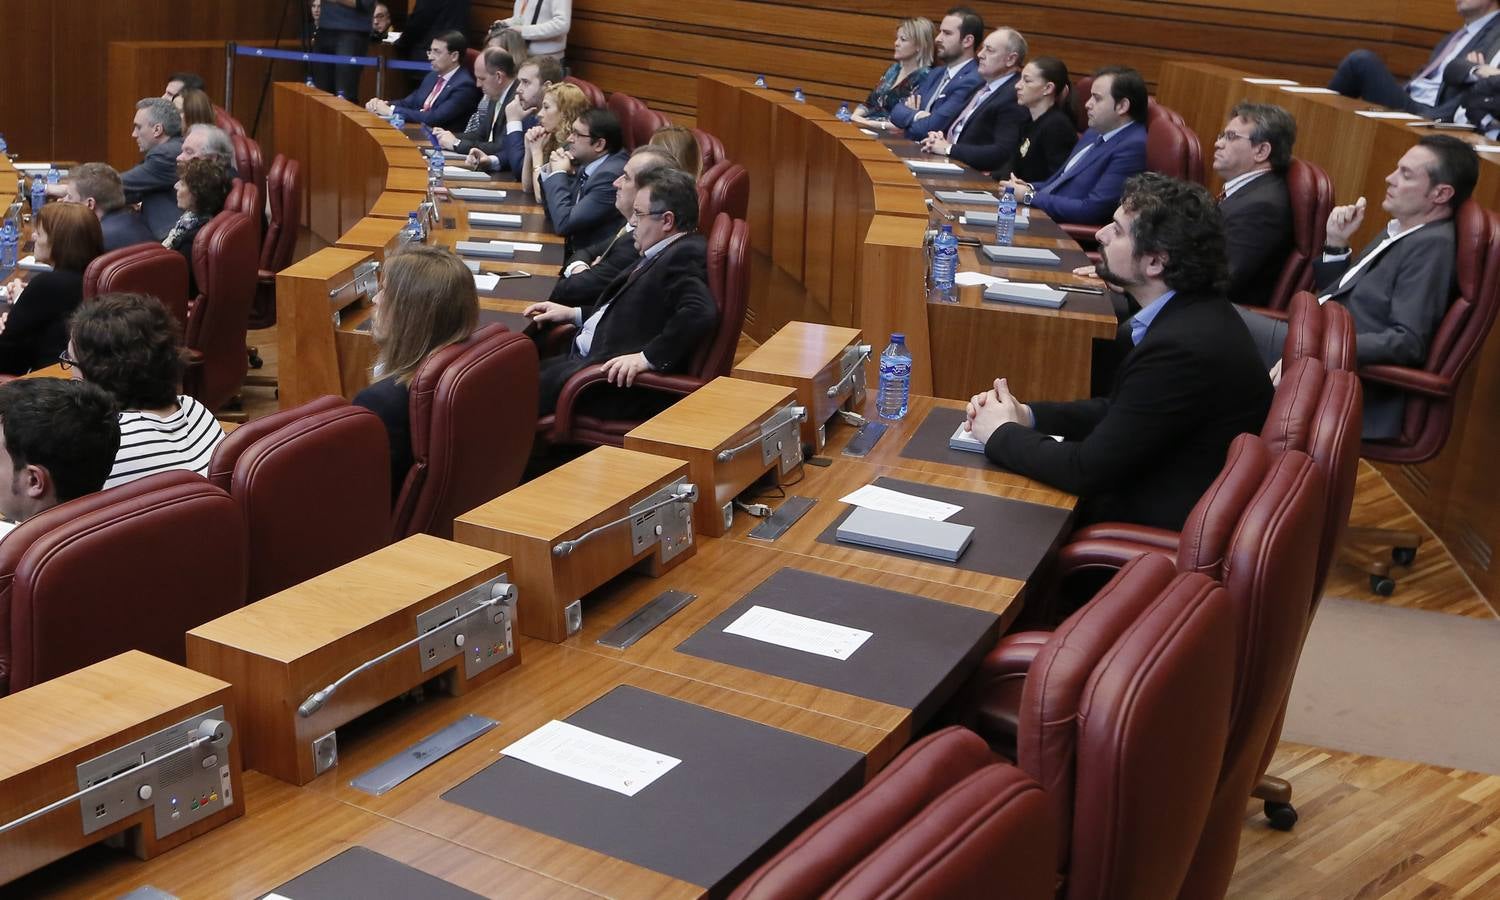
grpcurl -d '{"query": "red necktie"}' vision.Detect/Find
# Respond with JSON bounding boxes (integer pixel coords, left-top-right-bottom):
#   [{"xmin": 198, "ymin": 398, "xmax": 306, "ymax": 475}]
[{"xmin": 422, "ymin": 75, "xmax": 448, "ymax": 112}]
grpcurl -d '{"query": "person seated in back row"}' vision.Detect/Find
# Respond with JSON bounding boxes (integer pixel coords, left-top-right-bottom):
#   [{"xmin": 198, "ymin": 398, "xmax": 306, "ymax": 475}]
[
  {"xmin": 1211, "ymin": 102, "xmax": 1297, "ymax": 308},
  {"xmin": 549, "ymin": 145, "xmax": 677, "ymax": 306},
  {"xmin": 365, "ymin": 30, "xmax": 481, "ymax": 132},
  {"xmin": 123, "ymin": 98, "xmax": 185, "ymax": 240},
  {"xmin": 0, "ymin": 378, "xmax": 121, "ymax": 541},
  {"xmin": 997, "ymin": 55, "xmax": 1080, "ymax": 185},
  {"xmin": 65, "ymin": 163, "xmax": 156, "ymax": 252},
  {"xmin": 918, "ymin": 27, "xmax": 1031, "ymax": 175},
  {"xmin": 0, "ymin": 203, "xmax": 104, "ymax": 375},
  {"xmin": 848, "ymin": 16, "xmax": 934, "ymax": 132},
  {"xmin": 883, "ymin": 7, "xmax": 984, "ymax": 139}
]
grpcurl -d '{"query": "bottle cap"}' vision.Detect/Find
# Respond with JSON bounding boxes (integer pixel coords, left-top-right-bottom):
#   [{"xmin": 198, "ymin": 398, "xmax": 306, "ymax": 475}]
[
  {"xmin": 891, "ymin": 332, "xmax": 905, "ymax": 343},
  {"xmin": 940, "ymin": 223, "xmax": 953, "ymax": 233}
]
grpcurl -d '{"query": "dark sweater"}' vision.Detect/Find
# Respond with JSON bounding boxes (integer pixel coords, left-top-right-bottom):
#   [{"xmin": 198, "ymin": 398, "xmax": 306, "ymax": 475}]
[
  {"xmin": 353, "ymin": 375, "xmax": 412, "ymax": 504},
  {"xmin": 0, "ymin": 268, "xmax": 85, "ymax": 375}
]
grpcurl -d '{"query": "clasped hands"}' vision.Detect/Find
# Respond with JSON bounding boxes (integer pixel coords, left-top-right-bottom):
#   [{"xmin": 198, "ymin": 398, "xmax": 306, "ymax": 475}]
[
  {"xmin": 964, "ymin": 377, "xmax": 1033, "ymax": 444},
  {"xmin": 364, "ymin": 98, "xmax": 394, "ymax": 117},
  {"xmin": 919, "ymin": 131, "xmax": 951, "ymax": 156},
  {"xmin": 522, "ymin": 301, "xmax": 652, "ymax": 387}
]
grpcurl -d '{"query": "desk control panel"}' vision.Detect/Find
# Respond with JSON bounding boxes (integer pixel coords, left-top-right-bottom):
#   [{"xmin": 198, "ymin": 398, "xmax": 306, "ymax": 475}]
[{"xmin": 416, "ymin": 575, "xmax": 517, "ymax": 680}]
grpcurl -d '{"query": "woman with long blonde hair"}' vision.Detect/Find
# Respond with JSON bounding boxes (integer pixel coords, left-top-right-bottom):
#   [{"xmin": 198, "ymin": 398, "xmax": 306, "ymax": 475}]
[{"xmin": 523, "ymin": 82, "xmax": 589, "ymax": 197}]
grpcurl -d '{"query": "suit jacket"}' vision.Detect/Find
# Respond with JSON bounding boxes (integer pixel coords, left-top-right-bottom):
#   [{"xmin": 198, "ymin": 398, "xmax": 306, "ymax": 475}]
[
  {"xmin": 121, "ymin": 137, "xmax": 185, "ymax": 241},
  {"xmin": 394, "ymin": 67, "xmax": 481, "ymax": 132},
  {"xmin": 1425, "ymin": 15, "xmax": 1500, "ymax": 118},
  {"xmin": 0, "ymin": 269, "xmax": 86, "ymax": 376},
  {"xmin": 1031, "ymin": 122, "xmax": 1147, "ymax": 225},
  {"xmin": 945, "ymin": 74, "xmax": 1031, "ymax": 174},
  {"xmin": 539, "ymin": 150, "xmax": 627, "ymax": 255},
  {"xmin": 580, "ymin": 233, "xmax": 717, "ymax": 367},
  {"xmin": 454, "ymin": 81, "xmax": 519, "ymax": 157},
  {"xmin": 888, "ymin": 60, "xmax": 983, "ymax": 139},
  {"xmin": 550, "ymin": 226, "xmax": 640, "ymax": 305},
  {"xmin": 1314, "ymin": 219, "xmax": 1455, "ymax": 439},
  {"xmin": 1219, "ymin": 171, "xmax": 1292, "ymax": 308},
  {"xmin": 497, "ymin": 112, "xmax": 537, "ymax": 175},
  {"xmin": 984, "ymin": 292, "xmax": 1273, "ymax": 530},
  {"xmin": 393, "ymin": 0, "xmax": 471, "ymax": 60},
  {"xmin": 1005, "ymin": 105, "xmax": 1079, "ymax": 184},
  {"xmin": 100, "ymin": 208, "xmax": 156, "ymax": 252}
]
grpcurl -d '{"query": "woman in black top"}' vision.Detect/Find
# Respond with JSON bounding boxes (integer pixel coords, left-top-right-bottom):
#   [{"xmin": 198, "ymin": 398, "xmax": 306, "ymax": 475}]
[
  {"xmin": 1003, "ymin": 56, "xmax": 1079, "ymax": 185},
  {"xmin": 0, "ymin": 202, "xmax": 103, "ymax": 374},
  {"xmin": 353, "ymin": 244, "xmax": 479, "ymax": 502},
  {"xmin": 162, "ymin": 157, "xmax": 232, "ymax": 296}
]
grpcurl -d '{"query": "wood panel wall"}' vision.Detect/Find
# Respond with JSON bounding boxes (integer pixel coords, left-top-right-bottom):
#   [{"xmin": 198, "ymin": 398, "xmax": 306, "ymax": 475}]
[{"xmin": 468, "ymin": 0, "xmax": 1455, "ymax": 124}]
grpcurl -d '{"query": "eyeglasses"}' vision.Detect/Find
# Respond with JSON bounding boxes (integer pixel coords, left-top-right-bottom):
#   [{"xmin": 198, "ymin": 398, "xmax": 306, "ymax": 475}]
[
  {"xmin": 570, "ymin": 128, "xmax": 594, "ymax": 141},
  {"xmin": 629, "ymin": 209, "xmax": 666, "ymax": 224},
  {"xmin": 58, "ymin": 350, "xmax": 78, "ymax": 371},
  {"xmin": 1216, "ymin": 131, "xmax": 1253, "ymax": 143}
]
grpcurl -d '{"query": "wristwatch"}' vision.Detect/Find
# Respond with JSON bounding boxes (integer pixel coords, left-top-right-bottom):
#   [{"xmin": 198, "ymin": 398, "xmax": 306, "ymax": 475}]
[
  {"xmin": 1022, "ymin": 188, "xmax": 1036, "ymax": 206},
  {"xmin": 1322, "ymin": 244, "xmax": 1351, "ymax": 255}
]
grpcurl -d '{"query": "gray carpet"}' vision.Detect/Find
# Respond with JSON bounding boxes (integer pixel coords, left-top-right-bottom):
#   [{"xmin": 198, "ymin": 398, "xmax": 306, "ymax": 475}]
[{"xmin": 1282, "ymin": 597, "xmax": 1500, "ymax": 775}]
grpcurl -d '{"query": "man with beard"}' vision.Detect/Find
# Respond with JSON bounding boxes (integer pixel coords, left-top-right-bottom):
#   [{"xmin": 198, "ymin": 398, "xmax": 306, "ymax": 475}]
[{"xmin": 964, "ymin": 172, "xmax": 1272, "ymax": 531}]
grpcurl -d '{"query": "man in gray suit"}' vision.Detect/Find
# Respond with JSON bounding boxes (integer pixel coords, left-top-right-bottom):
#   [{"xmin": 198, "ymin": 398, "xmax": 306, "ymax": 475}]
[
  {"xmin": 538, "ymin": 107, "xmax": 628, "ymax": 257},
  {"xmin": 1238, "ymin": 135, "xmax": 1479, "ymax": 439},
  {"xmin": 121, "ymin": 98, "xmax": 185, "ymax": 241}
]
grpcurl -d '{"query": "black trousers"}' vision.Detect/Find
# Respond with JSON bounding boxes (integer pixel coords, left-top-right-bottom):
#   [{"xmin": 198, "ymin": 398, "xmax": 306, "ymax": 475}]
[{"xmin": 312, "ymin": 28, "xmax": 368, "ymax": 103}]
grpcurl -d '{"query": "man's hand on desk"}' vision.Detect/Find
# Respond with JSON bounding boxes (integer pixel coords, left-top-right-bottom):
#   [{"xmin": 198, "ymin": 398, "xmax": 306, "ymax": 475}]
[
  {"xmin": 920, "ymin": 132, "xmax": 952, "ymax": 156},
  {"xmin": 365, "ymin": 98, "xmax": 394, "ymax": 117},
  {"xmin": 965, "ymin": 378, "xmax": 1034, "ymax": 444},
  {"xmin": 522, "ymin": 300, "xmax": 579, "ymax": 325},
  {"xmin": 432, "ymin": 128, "xmax": 459, "ymax": 150},
  {"xmin": 1325, "ymin": 196, "xmax": 1367, "ymax": 251},
  {"xmin": 464, "ymin": 148, "xmax": 494, "ymax": 171},
  {"xmin": 600, "ymin": 352, "xmax": 652, "ymax": 387}
]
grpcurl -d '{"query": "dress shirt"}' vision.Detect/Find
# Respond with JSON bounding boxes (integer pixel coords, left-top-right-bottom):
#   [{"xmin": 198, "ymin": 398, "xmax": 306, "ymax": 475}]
[
  {"xmin": 543, "ymin": 150, "xmax": 608, "ymax": 183},
  {"xmin": 1060, "ymin": 121, "xmax": 1132, "ymax": 175},
  {"xmin": 422, "ymin": 72, "xmax": 451, "ymax": 111},
  {"xmin": 925, "ymin": 60, "xmax": 969, "ymax": 111},
  {"xmin": 1318, "ymin": 220, "xmax": 1430, "ymax": 300},
  {"xmin": 574, "ymin": 231, "xmax": 686, "ymax": 359},
  {"xmin": 1410, "ymin": 10, "xmax": 1500, "ymax": 106},
  {"xmin": 946, "ymin": 72, "xmax": 1016, "ymax": 143},
  {"xmin": 1220, "ymin": 168, "xmax": 1270, "ymax": 199},
  {"xmin": 1128, "ymin": 290, "xmax": 1177, "ymax": 345}
]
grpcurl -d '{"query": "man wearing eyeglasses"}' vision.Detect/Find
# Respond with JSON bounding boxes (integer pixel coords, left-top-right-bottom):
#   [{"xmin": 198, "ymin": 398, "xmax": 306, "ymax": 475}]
[
  {"xmin": 536, "ymin": 107, "xmax": 628, "ymax": 256},
  {"xmin": 1211, "ymin": 102, "xmax": 1296, "ymax": 309},
  {"xmin": 365, "ymin": 30, "xmax": 480, "ymax": 132}
]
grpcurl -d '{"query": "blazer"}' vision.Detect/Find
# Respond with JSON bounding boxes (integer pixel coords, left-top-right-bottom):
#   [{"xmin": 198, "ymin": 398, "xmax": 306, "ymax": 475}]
[
  {"xmin": 945, "ymin": 75, "xmax": 1031, "ymax": 174},
  {"xmin": 581, "ymin": 233, "xmax": 717, "ymax": 367},
  {"xmin": 1314, "ymin": 219, "xmax": 1455, "ymax": 439},
  {"xmin": 888, "ymin": 59, "xmax": 983, "ymax": 139},
  {"xmin": 1031, "ymin": 121, "xmax": 1147, "ymax": 225},
  {"xmin": 393, "ymin": 0, "xmax": 472, "ymax": 60},
  {"xmin": 984, "ymin": 291, "xmax": 1274, "ymax": 530},
  {"xmin": 393, "ymin": 67, "xmax": 482, "ymax": 132},
  {"xmin": 0, "ymin": 269, "xmax": 86, "ymax": 375},
  {"xmin": 497, "ymin": 112, "xmax": 537, "ymax": 175},
  {"xmin": 100, "ymin": 208, "xmax": 157, "ymax": 253},
  {"xmin": 453, "ymin": 81, "xmax": 519, "ymax": 157},
  {"xmin": 550, "ymin": 227, "xmax": 640, "ymax": 305},
  {"xmin": 1425, "ymin": 15, "xmax": 1500, "ymax": 118},
  {"xmin": 121, "ymin": 137, "xmax": 185, "ymax": 241},
  {"xmin": 1005, "ymin": 105, "xmax": 1079, "ymax": 184},
  {"xmin": 538, "ymin": 150, "xmax": 627, "ymax": 255},
  {"xmin": 352, "ymin": 375, "xmax": 412, "ymax": 504},
  {"xmin": 1219, "ymin": 171, "xmax": 1293, "ymax": 308}
]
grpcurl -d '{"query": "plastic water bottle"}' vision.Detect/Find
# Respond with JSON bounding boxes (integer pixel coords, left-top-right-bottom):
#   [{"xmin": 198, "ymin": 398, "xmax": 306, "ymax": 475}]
[
  {"xmin": 305, "ymin": 75, "xmax": 315, "ymax": 88},
  {"xmin": 30, "ymin": 176, "xmax": 46, "ymax": 216},
  {"xmin": 391, "ymin": 110, "xmax": 405, "ymax": 130},
  {"xmin": 754, "ymin": 74, "xmax": 767, "ymax": 88},
  {"xmin": 45, "ymin": 165, "xmax": 60, "ymax": 186},
  {"xmin": 428, "ymin": 152, "xmax": 444, "ymax": 194},
  {"xmin": 0, "ymin": 134, "xmax": 8, "ymax": 157},
  {"xmin": 836, "ymin": 103, "xmax": 851, "ymax": 122},
  {"xmin": 876, "ymin": 334, "xmax": 912, "ymax": 420},
  {"xmin": 0, "ymin": 221, "xmax": 17, "ymax": 275},
  {"xmin": 793, "ymin": 87, "xmax": 806, "ymax": 103},
  {"xmin": 931, "ymin": 223, "xmax": 958, "ymax": 301},
  {"xmin": 995, "ymin": 185, "xmax": 1017, "ymax": 247},
  {"xmin": 401, "ymin": 211, "xmax": 423, "ymax": 245}
]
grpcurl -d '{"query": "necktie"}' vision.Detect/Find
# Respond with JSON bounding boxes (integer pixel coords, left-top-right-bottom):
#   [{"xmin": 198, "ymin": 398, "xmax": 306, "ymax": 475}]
[
  {"xmin": 947, "ymin": 84, "xmax": 993, "ymax": 142},
  {"xmin": 422, "ymin": 75, "xmax": 448, "ymax": 112},
  {"xmin": 1417, "ymin": 29, "xmax": 1464, "ymax": 80},
  {"xmin": 924, "ymin": 70, "xmax": 953, "ymax": 111}
]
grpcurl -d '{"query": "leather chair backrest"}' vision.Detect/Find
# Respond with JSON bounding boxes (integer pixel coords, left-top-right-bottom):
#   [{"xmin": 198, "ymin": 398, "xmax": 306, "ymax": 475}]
[
  {"xmin": 691, "ymin": 128, "xmax": 725, "ymax": 170},
  {"xmin": 82, "ymin": 243, "xmax": 191, "ymax": 329},
  {"xmin": 606, "ymin": 92, "xmax": 646, "ymax": 149},
  {"xmin": 565, "ymin": 75, "xmax": 607, "ymax": 109},
  {"xmin": 685, "ymin": 214, "xmax": 749, "ymax": 380},
  {"xmin": 0, "ymin": 471, "xmax": 246, "ymax": 696},
  {"xmin": 1146, "ymin": 119, "xmax": 1199, "ymax": 184},
  {"xmin": 1260, "ymin": 357, "xmax": 1325, "ymax": 454},
  {"xmin": 226, "ymin": 178, "xmax": 262, "ymax": 233},
  {"xmin": 1268, "ymin": 158, "xmax": 1333, "ymax": 310},
  {"xmin": 1174, "ymin": 433, "xmax": 1276, "ymax": 579},
  {"xmin": 1069, "ymin": 77, "xmax": 1093, "ymax": 133},
  {"xmin": 231, "ymin": 134, "xmax": 265, "ymax": 198},
  {"xmin": 698, "ymin": 159, "xmax": 730, "ymax": 223},
  {"xmin": 1305, "ymin": 369, "xmax": 1362, "ymax": 608},
  {"xmin": 1147, "ymin": 97, "xmax": 1186, "ymax": 127},
  {"xmin": 208, "ymin": 396, "xmax": 390, "ymax": 602},
  {"xmin": 732, "ymin": 727, "xmax": 1057, "ymax": 900},
  {"xmin": 214, "ymin": 105, "xmax": 246, "ymax": 137},
  {"xmin": 187, "ymin": 211, "xmax": 259, "ymax": 412},
  {"xmin": 262, "ymin": 155, "xmax": 303, "ymax": 274},
  {"xmin": 1282, "ymin": 290, "xmax": 1355, "ymax": 372},
  {"xmin": 393, "ymin": 325, "xmax": 539, "ymax": 539},
  {"xmin": 706, "ymin": 162, "xmax": 749, "ymax": 225},
  {"xmin": 632, "ymin": 108, "xmax": 672, "ymax": 154},
  {"xmin": 1321, "ymin": 299, "xmax": 1356, "ymax": 371}
]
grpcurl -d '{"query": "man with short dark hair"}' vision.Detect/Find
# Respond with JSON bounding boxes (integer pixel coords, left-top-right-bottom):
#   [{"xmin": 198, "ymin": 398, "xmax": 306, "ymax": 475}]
[
  {"xmin": 162, "ymin": 72, "xmax": 205, "ymax": 101},
  {"xmin": 365, "ymin": 30, "xmax": 480, "ymax": 131},
  {"xmin": 538, "ymin": 107, "xmax": 628, "ymax": 256},
  {"xmin": 524, "ymin": 167, "xmax": 719, "ymax": 417},
  {"xmin": 312, "ymin": 0, "xmax": 376, "ymax": 102},
  {"xmin": 919, "ymin": 27, "xmax": 1030, "ymax": 173},
  {"xmin": 1005, "ymin": 66, "xmax": 1148, "ymax": 226},
  {"xmin": 123, "ymin": 97, "xmax": 185, "ymax": 240},
  {"xmin": 885, "ymin": 6, "xmax": 984, "ymax": 139},
  {"xmin": 433, "ymin": 49, "xmax": 518, "ymax": 155},
  {"xmin": 1237, "ymin": 135, "xmax": 1479, "ymax": 438},
  {"xmin": 1328, "ymin": 0, "xmax": 1500, "ymax": 119},
  {"xmin": 371, "ymin": 2, "xmax": 392, "ymax": 42},
  {"xmin": 0, "ymin": 379, "xmax": 121, "ymax": 539},
  {"xmin": 66, "ymin": 163, "xmax": 155, "ymax": 252},
  {"xmin": 550, "ymin": 146, "xmax": 677, "ymax": 305},
  {"xmin": 1213, "ymin": 102, "xmax": 1297, "ymax": 308},
  {"xmin": 468, "ymin": 56, "xmax": 564, "ymax": 175},
  {"xmin": 967, "ymin": 173, "xmax": 1272, "ymax": 530}
]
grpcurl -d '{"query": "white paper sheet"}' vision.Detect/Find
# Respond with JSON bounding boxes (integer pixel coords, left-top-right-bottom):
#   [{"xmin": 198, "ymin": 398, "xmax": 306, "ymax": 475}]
[
  {"xmin": 470, "ymin": 212, "xmax": 523, "ymax": 226},
  {"xmin": 501, "ymin": 241, "xmax": 544, "ymax": 252},
  {"xmin": 1355, "ymin": 110, "xmax": 1422, "ymax": 120},
  {"xmin": 443, "ymin": 166, "xmax": 493, "ymax": 181},
  {"xmin": 722, "ymin": 605, "xmax": 873, "ymax": 660},
  {"xmin": 1474, "ymin": 144, "xmax": 1500, "ymax": 152},
  {"xmin": 860, "ymin": 128, "xmax": 878, "ymax": 136},
  {"xmin": 1281, "ymin": 86, "xmax": 1338, "ymax": 94},
  {"xmin": 839, "ymin": 484, "xmax": 962, "ymax": 521},
  {"xmin": 954, "ymin": 271, "xmax": 1008, "ymax": 287},
  {"xmin": 905, "ymin": 159, "xmax": 964, "ymax": 173},
  {"xmin": 1243, "ymin": 77, "xmax": 1299, "ymax": 86},
  {"xmin": 945, "ymin": 190, "xmax": 999, "ymax": 203},
  {"xmin": 449, "ymin": 187, "xmax": 508, "ymax": 201},
  {"xmin": 473, "ymin": 272, "xmax": 501, "ymax": 291},
  {"xmin": 501, "ymin": 720, "xmax": 680, "ymax": 797}
]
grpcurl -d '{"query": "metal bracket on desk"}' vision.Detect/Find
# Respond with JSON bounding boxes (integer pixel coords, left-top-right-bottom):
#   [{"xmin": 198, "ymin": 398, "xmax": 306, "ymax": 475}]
[
  {"xmin": 747, "ymin": 496, "xmax": 817, "ymax": 541},
  {"xmin": 716, "ymin": 404, "xmax": 806, "ymax": 475},
  {"xmin": 327, "ymin": 260, "xmax": 381, "ymax": 306},
  {"xmin": 595, "ymin": 590, "xmax": 697, "ymax": 650}
]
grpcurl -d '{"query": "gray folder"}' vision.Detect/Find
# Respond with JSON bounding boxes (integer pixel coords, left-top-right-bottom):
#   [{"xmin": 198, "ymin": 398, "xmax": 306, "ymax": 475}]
[
  {"xmin": 835, "ymin": 506, "xmax": 974, "ymax": 562},
  {"xmin": 981, "ymin": 245, "xmax": 1061, "ymax": 266}
]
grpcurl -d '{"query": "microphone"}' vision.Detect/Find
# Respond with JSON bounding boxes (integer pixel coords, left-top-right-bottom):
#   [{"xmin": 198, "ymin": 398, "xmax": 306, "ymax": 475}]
[
  {"xmin": 715, "ymin": 405, "xmax": 806, "ymax": 463},
  {"xmin": 552, "ymin": 483, "xmax": 698, "ymax": 557},
  {"xmin": 826, "ymin": 345, "xmax": 873, "ymax": 398}
]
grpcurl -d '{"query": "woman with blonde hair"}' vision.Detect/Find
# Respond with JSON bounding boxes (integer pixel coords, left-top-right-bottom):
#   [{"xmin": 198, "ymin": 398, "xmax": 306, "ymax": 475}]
[
  {"xmin": 850, "ymin": 17, "xmax": 935, "ymax": 131},
  {"xmin": 353, "ymin": 244, "xmax": 479, "ymax": 499},
  {"xmin": 648, "ymin": 124, "xmax": 702, "ymax": 182},
  {"xmin": 523, "ymin": 81, "xmax": 589, "ymax": 197}
]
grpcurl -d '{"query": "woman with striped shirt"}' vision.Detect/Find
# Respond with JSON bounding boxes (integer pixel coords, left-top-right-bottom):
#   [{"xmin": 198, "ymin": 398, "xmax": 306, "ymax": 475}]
[{"xmin": 63, "ymin": 293, "xmax": 225, "ymax": 489}]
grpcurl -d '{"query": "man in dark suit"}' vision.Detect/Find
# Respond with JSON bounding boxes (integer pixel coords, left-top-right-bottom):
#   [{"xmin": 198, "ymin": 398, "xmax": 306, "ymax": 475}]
[
  {"xmin": 537, "ymin": 108, "xmax": 628, "ymax": 256},
  {"xmin": 1328, "ymin": 0, "xmax": 1500, "ymax": 119},
  {"xmin": 1212, "ymin": 102, "xmax": 1296, "ymax": 308},
  {"xmin": 65, "ymin": 164, "xmax": 155, "ymax": 252},
  {"xmin": 364, "ymin": 31, "xmax": 480, "ymax": 132},
  {"xmin": 1238, "ymin": 136, "xmax": 1479, "ymax": 439},
  {"xmin": 311, "ymin": 0, "xmax": 375, "ymax": 102},
  {"xmin": 917, "ymin": 27, "xmax": 1031, "ymax": 174},
  {"xmin": 392, "ymin": 0, "xmax": 470, "ymax": 64},
  {"xmin": 549, "ymin": 145, "xmax": 677, "ymax": 306},
  {"xmin": 465, "ymin": 55, "xmax": 562, "ymax": 175},
  {"xmin": 524, "ymin": 168, "xmax": 719, "ymax": 417},
  {"xmin": 433, "ymin": 48, "xmax": 518, "ymax": 156},
  {"xmin": 1004, "ymin": 66, "xmax": 1149, "ymax": 227},
  {"xmin": 885, "ymin": 7, "xmax": 985, "ymax": 139},
  {"xmin": 121, "ymin": 97, "xmax": 185, "ymax": 241},
  {"xmin": 967, "ymin": 173, "xmax": 1273, "ymax": 531}
]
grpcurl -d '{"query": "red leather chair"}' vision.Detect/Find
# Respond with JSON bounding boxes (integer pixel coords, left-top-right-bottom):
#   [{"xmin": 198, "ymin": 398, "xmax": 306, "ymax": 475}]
[
  {"xmin": 231, "ymin": 133, "xmax": 266, "ymax": 201},
  {"xmin": 565, "ymin": 75, "xmax": 607, "ymax": 109},
  {"xmin": 393, "ymin": 325, "xmax": 539, "ymax": 540},
  {"xmin": 185, "ymin": 211, "xmax": 259, "ymax": 414},
  {"xmin": 249, "ymin": 155, "xmax": 304, "ymax": 335},
  {"xmin": 731, "ymin": 727, "xmax": 1057, "ymax": 900},
  {"xmin": 1280, "ymin": 289, "xmax": 1356, "ymax": 371},
  {"xmin": 631, "ymin": 108, "xmax": 672, "ymax": 154},
  {"xmin": 543, "ymin": 213, "xmax": 750, "ymax": 447},
  {"xmin": 208, "ymin": 396, "xmax": 391, "ymax": 602},
  {"xmin": 226, "ymin": 178, "xmax": 262, "ymax": 233},
  {"xmin": 214, "ymin": 105, "xmax": 246, "ymax": 137},
  {"xmin": 607, "ymin": 92, "xmax": 647, "ymax": 149},
  {"xmin": 82, "ymin": 243, "xmax": 191, "ymax": 329},
  {"xmin": 698, "ymin": 161, "xmax": 749, "ymax": 226},
  {"xmin": 1147, "ymin": 97, "xmax": 1186, "ymax": 128},
  {"xmin": 1146, "ymin": 118, "xmax": 1203, "ymax": 185},
  {"xmin": 691, "ymin": 128, "xmax": 726, "ymax": 170},
  {"xmin": 0, "ymin": 471, "xmax": 247, "ymax": 696},
  {"xmin": 1262, "ymin": 158, "xmax": 1334, "ymax": 311},
  {"xmin": 1068, "ymin": 76, "xmax": 1093, "ymax": 133}
]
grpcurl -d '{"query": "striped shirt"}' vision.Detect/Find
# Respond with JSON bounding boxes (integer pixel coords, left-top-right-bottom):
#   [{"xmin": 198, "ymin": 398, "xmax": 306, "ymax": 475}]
[{"xmin": 104, "ymin": 395, "xmax": 226, "ymax": 489}]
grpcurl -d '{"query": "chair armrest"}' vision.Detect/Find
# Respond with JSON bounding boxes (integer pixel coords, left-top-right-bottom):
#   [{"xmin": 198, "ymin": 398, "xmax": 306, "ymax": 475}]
[
  {"xmin": 965, "ymin": 630, "xmax": 1051, "ymax": 752},
  {"xmin": 550, "ymin": 366, "xmax": 705, "ymax": 443},
  {"xmin": 257, "ymin": 268, "xmax": 275, "ymax": 284},
  {"xmin": 977, "ymin": 631, "xmax": 1051, "ymax": 681},
  {"xmin": 1359, "ymin": 364, "xmax": 1454, "ymax": 398},
  {"xmin": 540, "ymin": 323, "xmax": 578, "ymax": 358},
  {"xmin": 1055, "ymin": 537, "xmax": 1159, "ymax": 578},
  {"xmin": 628, "ymin": 372, "xmax": 705, "ymax": 396},
  {"xmin": 1069, "ymin": 522, "xmax": 1179, "ymax": 551}
]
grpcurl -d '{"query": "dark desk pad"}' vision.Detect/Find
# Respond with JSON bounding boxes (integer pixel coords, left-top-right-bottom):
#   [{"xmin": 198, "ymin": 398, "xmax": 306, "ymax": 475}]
[
  {"xmin": 674, "ymin": 567, "xmax": 999, "ymax": 721},
  {"xmin": 815, "ymin": 476, "xmax": 1072, "ymax": 580},
  {"xmin": 261, "ymin": 847, "xmax": 484, "ymax": 900},
  {"xmin": 441, "ymin": 685, "xmax": 863, "ymax": 892},
  {"xmin": 900, "ymin": 406, "xmax": 1008, "ymax": 472},
  {"xmin": 356, "ymin": 308, "xmax": 534, "ymax": 334},
  {"xmin": 477, "ymin": 272, "xmax": 558, "ymax": 302}
]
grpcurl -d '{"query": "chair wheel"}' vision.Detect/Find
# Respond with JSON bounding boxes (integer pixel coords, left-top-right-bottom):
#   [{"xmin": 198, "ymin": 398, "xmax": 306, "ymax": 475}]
[
  {"xmin": 1392, "ymin": 546, "xmax": 1418, "ymax": 566},
  {"xmin": 1370, "ymin": 574, "xmax": 1395, "ymax": 596},
  {"xmin": 1264, "ymin": 800, "xmax": 1298, "ymax": 831},
  {"xmin": 248, "ymin": 349, "xmax": 264, "ymax": 370}
]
